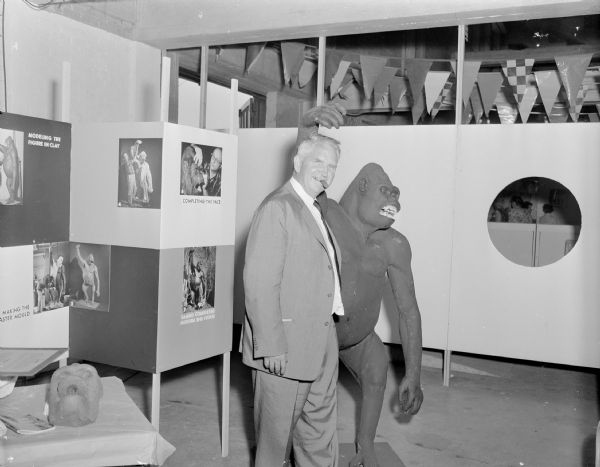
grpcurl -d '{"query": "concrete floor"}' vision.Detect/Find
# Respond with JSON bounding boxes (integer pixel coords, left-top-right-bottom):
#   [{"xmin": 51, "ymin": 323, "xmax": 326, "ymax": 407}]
[
  {"xmin": 23, "ymin": 341, "xmax": 598, "ymax": 467},
  {"xmin": 100, "ymin": 342, "xmax": 599, "ymax": 467}
]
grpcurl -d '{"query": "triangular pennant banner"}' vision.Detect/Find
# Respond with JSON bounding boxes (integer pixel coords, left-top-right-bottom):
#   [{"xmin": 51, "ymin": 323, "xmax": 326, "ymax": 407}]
[
  {"xmin": 534, "ymin": 70, "xmax": 562, "ymax": 119},
  {"xmin": 469, "ymin": 84, "xmax": 484, "ymax": 124},
  {"xmin": 555, "ymin": 53, "xmax": 592, "ymax": 116},
  {"xmin": 518, "ymin": 81, "xmax": 538, "ymax": 123},
  {"xmin": 374, "ymin": 67, "xmax": 398, "ymax": 105},
  {"xmin": 411, "ymin": 89, "xmax": 426, "ymax": 124},
  {"xmin": 351, "ymin": 67, "xmax": 363, "ymax": 86},
  {"xmin": 477, "ymin": 72, "xmax": 504, "ymax": 117},
  {"xmin": 325, "ymin": 51, "xmax": 343, "ymax": 92},
  {"xmin": 406, "ymin": 59, "xmax": 432, "ymax": 124},
  {"xmin": 389, "ymin": 76, "xmax": 407, "ymax": 114},
  {"xmin": 502, "ymin": 58, "xmax": 535, "ymax": 104},
  {"xmin": 406, "ymin": 59, "xmax": 433, "ymax": 106},
  {"xmin": 280, "ymin": 42, "xmax": 305, "ymax": 86},
  {"xmin": 298, "ymin": 60, "xmax": 317, "ymax": 88},
  {"xmin": 244, "ymin": 43, "xmax": 266, "ymax": 74},
  {"xmin": 330, "ymin": 60, "xmax": 351, "ymax": 99},
  {"xmin": 449, "ymin": 60, "xmax": 457, "ymax": 75},
  {"xmin": 462, "ymin": 99, "xmax": 474, "ymax": 124},
  {"xmin": 425, "ymin": 71, "xmax": 451, "ymax": 114},
  {"xmin": 462, "ymin": 61, "xmax": 482, "ymax": 106},
  {"xmin": 360, "ymin": 55, "xmax": 387, "ymax": 99},
  {"xmin": 431, "ymin": 74, "xmax": 454, "ymax": 119},
  {"xmin": 569, "ymin": 85, "xmax": 587, "ymax": 122}
]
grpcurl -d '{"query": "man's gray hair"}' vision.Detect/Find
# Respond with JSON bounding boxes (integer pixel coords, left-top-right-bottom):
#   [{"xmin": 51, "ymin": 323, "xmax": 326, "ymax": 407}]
[{"xmin": 295, "ymin": 134, "xmax": 341, "ymax": 161}]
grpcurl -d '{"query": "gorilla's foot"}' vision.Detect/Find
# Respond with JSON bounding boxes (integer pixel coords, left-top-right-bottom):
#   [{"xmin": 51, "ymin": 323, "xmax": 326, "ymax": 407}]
[{"xmin": 349, "ymin": 441, "xmax": 379, "ymax": 467}]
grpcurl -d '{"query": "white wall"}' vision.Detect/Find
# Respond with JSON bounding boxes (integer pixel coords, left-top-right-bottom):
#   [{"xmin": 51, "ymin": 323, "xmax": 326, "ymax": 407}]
[
  {"xmin": 6, "ymin": 1, "xmax": 161, "ymax": 123},
  {"xmin": 449, "ymin": 124, "xmax": 600, "ymax": 368},
  {"xmin": 235, "ymin": 123, "xmax": 600, "ymax": 368},
  {"xmin": 178, "ymin": 79, "xmax": 252, "ymax": 130}
]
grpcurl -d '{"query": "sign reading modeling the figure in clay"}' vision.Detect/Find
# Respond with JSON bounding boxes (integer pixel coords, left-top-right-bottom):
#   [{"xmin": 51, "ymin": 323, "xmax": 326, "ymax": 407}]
[{"xmin": 298, "ymin": 105, "xmax": 424, "ymax": 467}]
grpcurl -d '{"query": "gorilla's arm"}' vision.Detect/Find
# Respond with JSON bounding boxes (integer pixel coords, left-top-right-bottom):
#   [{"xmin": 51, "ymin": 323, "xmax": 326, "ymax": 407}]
[
  {"xmin": 296, "ymin": 102, "xmax": 346, "ymax": 147},
  {"xmin": 386, "ymin": 231, "xmax": 424, "ymax": 415}
]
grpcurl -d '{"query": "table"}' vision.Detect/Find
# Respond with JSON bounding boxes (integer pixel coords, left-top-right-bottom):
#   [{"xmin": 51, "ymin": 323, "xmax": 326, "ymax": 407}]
[{"xmin": 1, "ymin": 376, "xmax": 175, "ymax": 466}]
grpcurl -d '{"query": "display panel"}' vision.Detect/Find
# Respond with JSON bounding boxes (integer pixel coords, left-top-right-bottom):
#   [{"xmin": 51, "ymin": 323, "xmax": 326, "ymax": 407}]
[{"xmin": 0, "ymin": 113, "xmax": 70, "ymax": 247}]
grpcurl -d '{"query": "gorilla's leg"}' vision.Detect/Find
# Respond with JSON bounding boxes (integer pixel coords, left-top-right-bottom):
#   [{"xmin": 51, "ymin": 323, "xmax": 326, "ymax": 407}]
[{"xmin": 340, "ymin": 331, "xmax": 388, "ymax": 467}]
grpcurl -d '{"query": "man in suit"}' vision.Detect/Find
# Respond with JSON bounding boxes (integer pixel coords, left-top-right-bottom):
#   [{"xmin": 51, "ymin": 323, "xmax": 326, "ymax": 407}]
[{"xmin": 242, "ymin": 103, "xmax": 346, "ymax": 467}]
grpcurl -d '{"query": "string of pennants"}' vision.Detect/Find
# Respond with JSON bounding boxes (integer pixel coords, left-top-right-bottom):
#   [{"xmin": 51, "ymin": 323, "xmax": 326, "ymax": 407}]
[{"xmin": 258, "ymin": 41, "xmax": 597, "ymax": 124}]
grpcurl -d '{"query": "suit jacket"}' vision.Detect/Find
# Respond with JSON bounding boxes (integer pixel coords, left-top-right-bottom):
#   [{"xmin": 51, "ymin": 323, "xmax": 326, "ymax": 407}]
[{"xmin": 242, "ymin": 180, "xmax": 341, "ymax": 381}]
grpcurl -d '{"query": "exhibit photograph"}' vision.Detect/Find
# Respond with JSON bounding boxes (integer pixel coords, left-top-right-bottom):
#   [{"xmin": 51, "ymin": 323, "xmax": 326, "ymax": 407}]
[
  {"xmin": 180, "ymin": 142, "xmax": 222, "ymax": 197},
  {"xmin": 32, "ymin": 242, "xmax": 70, "ymax": 314},
  {"xmin": 181, "ymin": 246, "xmax": 216, "ymax": 325},
  {"xmin": 118, "ymin": 138, "xmax": 162, "ymax": 209},
  {"xmin": 0, "ymin": 128, "xmax": 24, "ymax": 206},
  {"xmin": 67, "ymin": 243, "xmax": 111, "ymax": 312}
]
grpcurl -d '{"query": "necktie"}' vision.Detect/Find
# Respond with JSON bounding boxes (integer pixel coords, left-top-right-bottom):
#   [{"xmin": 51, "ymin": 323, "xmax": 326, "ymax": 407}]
[{"xmin": 313, "ymin": 195, "xmax": 341, "ymax": 279}]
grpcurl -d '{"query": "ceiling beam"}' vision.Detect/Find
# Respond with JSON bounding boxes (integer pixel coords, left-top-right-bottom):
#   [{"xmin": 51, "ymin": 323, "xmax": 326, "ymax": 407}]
[{"xmin": 46, "ymin": 0, "xmax": 600, "ymax": 50}]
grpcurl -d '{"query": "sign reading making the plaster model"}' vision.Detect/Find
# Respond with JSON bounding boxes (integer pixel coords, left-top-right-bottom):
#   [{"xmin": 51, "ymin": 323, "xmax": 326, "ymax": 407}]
[
  {"xmin": 180, "ymin": 142, "xmax": 222, "ymax": 205},
  {"xmin": 0, "ymin": 246, "xmax": 34, "ymax": 325},
  {"xmin": 181, "ymin": 246, "xmax": 216, "ymax": 325},
  {"xmin": 0, "ymin": 113, "xmax": 70, "ymax": 247},
  {"xmin": 117, "ymin": 138, "xmax": 162, "ymax": 209}
]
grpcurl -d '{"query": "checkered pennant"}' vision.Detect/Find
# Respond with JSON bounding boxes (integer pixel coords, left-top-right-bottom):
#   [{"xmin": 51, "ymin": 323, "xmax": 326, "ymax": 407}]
[
  {"xmin": 502, "ymin": 58, "xmax": 535, "ymax": 104},
  {"xmin": 431, "ymin": 74, "xmax": 455, "ymax": 119},
  {"xmin": 569, "ymin": 84, "xmax": 588, "ymax": 122}
]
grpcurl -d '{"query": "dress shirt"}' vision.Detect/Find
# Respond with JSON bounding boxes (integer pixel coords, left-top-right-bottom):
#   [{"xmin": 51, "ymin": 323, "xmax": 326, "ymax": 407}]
[{"xmin": 290, "ymin": 177, "xmax": 344, "ymax": 316}]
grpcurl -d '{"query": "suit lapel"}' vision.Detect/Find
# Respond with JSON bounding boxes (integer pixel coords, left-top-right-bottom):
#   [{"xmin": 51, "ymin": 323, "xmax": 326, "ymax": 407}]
[{"xmin": 283, "ymin": 181, "xmax": 327, "ymax": 250}]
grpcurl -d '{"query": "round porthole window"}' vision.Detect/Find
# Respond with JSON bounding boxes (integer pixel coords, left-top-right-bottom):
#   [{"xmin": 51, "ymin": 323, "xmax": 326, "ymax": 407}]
[{"xmin": 487, "ymin": 177, "xmax": 581, "ymax": 267}]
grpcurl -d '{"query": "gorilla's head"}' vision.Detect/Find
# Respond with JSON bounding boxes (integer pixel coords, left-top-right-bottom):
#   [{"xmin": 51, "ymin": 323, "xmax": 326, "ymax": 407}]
[
  {"xmin": 47, "ymin": 363, "xmax": 103, "ymax": 427},
  {"xmin": 340, "ymin": 163, "xmax": 400, "ymax": 232}
]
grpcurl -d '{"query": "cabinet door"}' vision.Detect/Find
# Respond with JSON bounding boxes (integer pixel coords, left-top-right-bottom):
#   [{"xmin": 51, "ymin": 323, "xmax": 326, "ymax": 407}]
[
  {"xmin": 535, "ymin": 225, "xmax": 580, "ymax": 267},
  {"xmin": 488, "ymin": 223, "xmax": 536, "ymax": 267}
]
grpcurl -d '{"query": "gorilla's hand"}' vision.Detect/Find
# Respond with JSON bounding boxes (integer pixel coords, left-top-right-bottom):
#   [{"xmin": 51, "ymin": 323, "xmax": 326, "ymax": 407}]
[
  {"xmin": 349, "ymin": 442, "xmax": 379, "ymax": 467},
  {"xmin": 297, "ymin": 102, "xmax": 346, "ymax": 144},
  {"xmin": 395, "ymin": 375, "xmax": 423, "ymax": 415}
]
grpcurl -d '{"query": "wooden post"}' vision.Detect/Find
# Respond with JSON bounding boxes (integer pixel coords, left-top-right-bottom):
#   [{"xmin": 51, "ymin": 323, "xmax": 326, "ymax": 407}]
[
  {"xmin": 444, "ymin": 24, "xmax": 467, "ymax": 388},
  {"xmin": 166, "ymin": 50, "xmax": 179, "ymax": 123},
  {"xmin": 220, "ymin": 78, "xmax": 237, "ymax": 457},
  {"xmin": 61, "ymin": 61, "xmax": 71, "ymax": 122},
  {"xmin": 221, "ymin": 351, "xmax": 231, "ymax": 457},
  {"xmin": 160, "ymin": 55, "xmax": 171, "ymax": 123},
  {"xmin": 199, "ymin": 45, "xmax": 209, "ymax": 129},
  {"xmin": 151, "ymin": 372, "xmax": 161, "ymax": 429},
  {"xmin": 229, "ymin": 78, "xmax": 239, "ymax": 135},
  {"xmin": 316, "ymin": 37, "xmax": 326, "ymax": 105}
]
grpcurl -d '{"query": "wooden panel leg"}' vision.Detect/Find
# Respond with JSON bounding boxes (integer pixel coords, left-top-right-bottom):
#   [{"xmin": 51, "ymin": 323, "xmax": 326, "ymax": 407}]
[
  {"xmin": 443, "ymin": 349, "xmax": 451, "ymax": 387},
  {"xmin": 151, "ymin": 372, "xmax": 161, "ymax": 430},
  {"xmin": 221, "ymin": 351, "xmax": 230, "ymax": 457}
]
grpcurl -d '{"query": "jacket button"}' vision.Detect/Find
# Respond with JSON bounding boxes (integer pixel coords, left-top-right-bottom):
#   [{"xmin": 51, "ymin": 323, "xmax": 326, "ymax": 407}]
[
  {"xmin": 324, "ymin": 321, "xmax": 329, "ymax": 326},
  {"xmin": 327, "ymin": 293, "xmax": 332, "ymax": 298},
  {"xmin": 328, "ymin": 265, "xmax": 332, "ymax": 270}
]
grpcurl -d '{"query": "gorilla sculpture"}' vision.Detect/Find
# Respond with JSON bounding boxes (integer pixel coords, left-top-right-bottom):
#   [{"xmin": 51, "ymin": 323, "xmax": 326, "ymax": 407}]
[
  {"xmin": 47, "ymin": 363, "xmax": 103, "ymax": 427},
  {"xmin": 298, "ymin": 105, "xmax": 424, "ymax": 467}
]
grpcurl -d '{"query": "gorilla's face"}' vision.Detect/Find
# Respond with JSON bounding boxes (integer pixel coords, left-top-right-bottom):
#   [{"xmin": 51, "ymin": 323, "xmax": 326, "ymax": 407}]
[
  {"xmin": 47, "ymin": 363, "xmax": 103, "ymax": 427},
  {"xmin": 357, "ymin": 169, "xmax": 400, "ymax": 230}
]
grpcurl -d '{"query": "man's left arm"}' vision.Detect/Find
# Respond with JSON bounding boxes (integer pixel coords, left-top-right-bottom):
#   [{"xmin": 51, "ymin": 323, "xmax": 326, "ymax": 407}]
[{"xmin": 387, "ymin": 234, "xmax": 423, "ymax": 415}]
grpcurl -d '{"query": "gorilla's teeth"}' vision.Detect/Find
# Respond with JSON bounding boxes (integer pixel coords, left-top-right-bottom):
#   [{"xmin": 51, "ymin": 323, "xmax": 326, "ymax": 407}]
[{"xmin": 379, "ymin": 205, "xmax": 398, "ymax": 219}]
